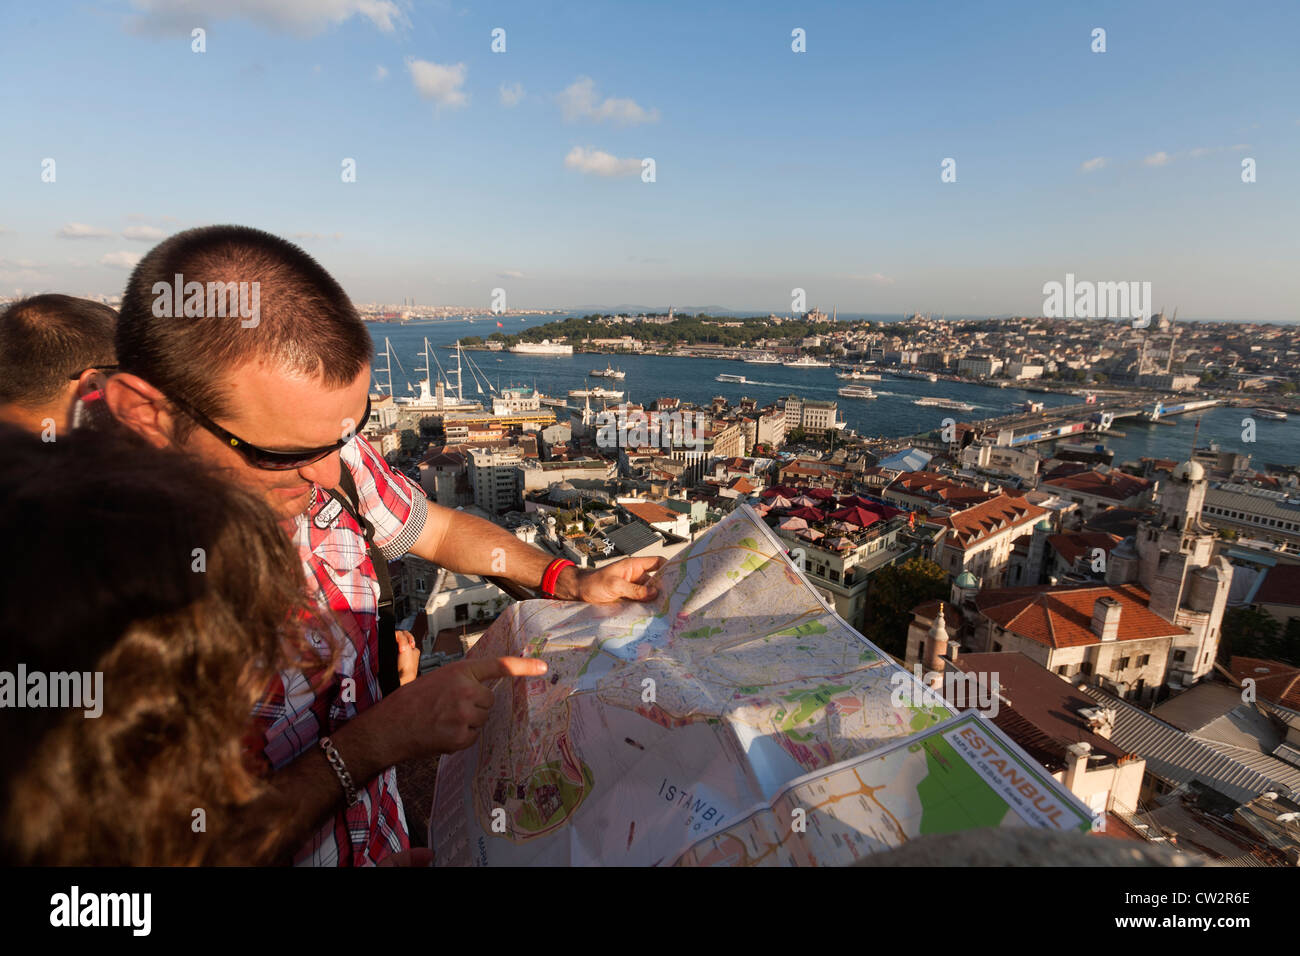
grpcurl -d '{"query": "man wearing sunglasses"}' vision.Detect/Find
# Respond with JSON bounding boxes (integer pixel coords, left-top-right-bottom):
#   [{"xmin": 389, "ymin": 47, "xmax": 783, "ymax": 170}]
[{"xmin": 105, "ymin": 225, "xmax": 664, "ymax": 866}]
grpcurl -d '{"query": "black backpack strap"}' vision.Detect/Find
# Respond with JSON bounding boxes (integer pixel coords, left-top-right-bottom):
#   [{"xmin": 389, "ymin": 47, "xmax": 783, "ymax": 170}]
[{"xmin": 327, "ymin": 469, "xmax": 401, "ymax": 697}]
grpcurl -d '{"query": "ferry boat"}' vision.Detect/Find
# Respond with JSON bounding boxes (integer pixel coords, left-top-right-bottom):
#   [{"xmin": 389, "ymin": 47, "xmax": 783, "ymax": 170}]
[
  {"xmin": 784, "ymin": 355, "xmax": 831, "ymax": 368},
  {"xmin": 836, "ymin": 368, "xmax": 882, "ymax": 381},
  {"xmin": 510, "ymin": 339, "xmax": 573, "ymax": 355},
  {"xmin": 895, "ymin": 369, "xmax": 939, "ymax": 383},
  {"xmin": 589, "ymin": 364, "xmax": 626, "ymax": 379},
  {"xmin": 744, "ymin": 352, "xmax": 781, "ymax": 364},
  {"xmin": 716, "ymin": 373, "xmax": 748, "ymax": 383},
  {"xmin": 914, "ymin": 397, "xmax": 975, "ymax": 412},
  {"xmin": 1253, "ymin": 407, "xmax": 1288, "ymax": 421},
  {"xmin": 568, "ymin": 386, "xmax": 624, "ymax": 401},
  {"xmin": 837, "ymin": 385, "xmax": 877, "ymax": 399}
]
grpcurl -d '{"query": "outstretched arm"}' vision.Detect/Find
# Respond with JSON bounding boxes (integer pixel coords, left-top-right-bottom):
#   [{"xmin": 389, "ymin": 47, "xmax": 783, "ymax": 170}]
[{"xmin": 407, "ymin": 502, "xmax": 664, "ymax": 603}]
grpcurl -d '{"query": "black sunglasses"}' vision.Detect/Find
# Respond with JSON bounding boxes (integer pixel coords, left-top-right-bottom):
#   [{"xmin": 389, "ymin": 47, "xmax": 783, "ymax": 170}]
[{"xmin": 164, "ymin": 391, "xmax": 371, "ymax": 471}]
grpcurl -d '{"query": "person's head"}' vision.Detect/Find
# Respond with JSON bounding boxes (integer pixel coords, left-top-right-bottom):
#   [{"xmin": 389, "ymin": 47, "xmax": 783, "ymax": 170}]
[
  {"xmin": 0, "ymin": 425, "xmax": 328, "ymax": 865},
  {"xmin": 106, "ymin": 225, "xmax": 373, "ymax": 519},
  {"xmin": 0, "ymin": 294, "xmax": 117, "ymax": 435}
]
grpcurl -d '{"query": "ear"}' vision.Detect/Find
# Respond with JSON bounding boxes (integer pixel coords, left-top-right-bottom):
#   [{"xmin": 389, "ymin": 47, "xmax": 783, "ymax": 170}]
[{"xmin": 104, "ymin": 372, "xmax": 175, "ymax": 449}]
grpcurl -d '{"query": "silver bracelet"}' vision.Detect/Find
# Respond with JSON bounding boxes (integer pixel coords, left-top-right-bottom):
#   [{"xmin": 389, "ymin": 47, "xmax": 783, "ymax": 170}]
[{"xmin": 319, "ymin": 736, "xmax": 360, "ymax": 807}]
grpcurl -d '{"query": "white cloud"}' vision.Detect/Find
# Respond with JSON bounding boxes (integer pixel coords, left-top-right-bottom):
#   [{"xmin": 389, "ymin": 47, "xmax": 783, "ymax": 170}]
[
  {"xmin": 100, "ymin": 251, "xmax": 143, "ymax": 270},
  {"xmin": 499, "ymin": 82, "xmax": 524, "ymax": 107},
  {"xmin": 564, "ymin": 146, "xmax": 642, "ymax": 178},
  {"xmin": 497, "ymin": 270, "xmax": 525, "ymax": 279},
  {"xmin": 57, "ymin": 223, "xmax": 111, "ymax": 239},
  {"xmin": 406, "ymin": 58, "xmax": 468, "ymax": 110},
  {"xmin": 122, "ymin": 225, "xmax": 167, "ymax": 241},
  {"xmin": 1229, "ymin": 143, "xmax": 1250, "ymax": 151},
  {"xmin": 1188, "ymin": 146, "xmax": 1212, "ymax": 158},
  {"xmin": 1080, "ymin": 156, "xmax": 1108, "ymax": 173},
  {"xmin": 126, "ymin": 0, "xmax": 406, "ymax": 36},
  {"xmin": 842, "ymin": 272, "xmax": 894, "ymax": 285},
  {"xmin": 558, "ymin": 76, "xmax": 659, "ymax": 126},
  {"xmin": 374, "ymin": 64, "xmax": 388, "ymax": 81},
  {"xmin": 1143, "ymin": 151, "xmax": 1171, "ymax": 167},
  {"xmin": 0, "ymin": 257, "xmax": 48, "ymax": 284}
]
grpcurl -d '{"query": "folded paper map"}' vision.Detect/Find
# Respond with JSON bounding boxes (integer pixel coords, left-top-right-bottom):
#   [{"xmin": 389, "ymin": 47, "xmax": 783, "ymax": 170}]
[{"xmin": 430, "ymin": 504, "xmax": 1094, "ymax": 865}]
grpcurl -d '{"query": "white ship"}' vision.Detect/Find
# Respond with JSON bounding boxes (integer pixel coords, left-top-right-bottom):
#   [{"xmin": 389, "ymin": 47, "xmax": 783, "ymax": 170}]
[
  {"xmin": 589, "ymin": 364, "xmax": 626, "ymax": 379},
  {"xmin": 376, "ymin": 337, "xmax": 484, "ymax": 413},
  {"xmin": 510, "ymin": 339, "xmax": 573, "ymax": 355},
  {"xmin": 784, "ymin": 355, "xmax": 831, "ymax": 368},
  {"xmin": 1253, "ymin": 407, "xmax": 1288, "ymax": 421},
  {"xmin": 895, "ymin": 369, "xmax": 939, "ymax": 383},
  {"xmin": 716, "ymin": 373, "xmax": 747, "ymax": 383},
  {"xmin": 744, "ymin": 352, "xmax": 781, "ymax": 364},
  {"xmin": 836, "ymin": 368, "xmax": 882, "ymax": 381},
  {"xmin": 837, "ymin": 385, "xmax": 877, "ymax": 399},
  {"xmin": 568, "ymin": 386, "xmax": 624, "ymax": 401},
  {"xmin": 914, "ymin": 396, "xmax": 975, "ymax": 412}
]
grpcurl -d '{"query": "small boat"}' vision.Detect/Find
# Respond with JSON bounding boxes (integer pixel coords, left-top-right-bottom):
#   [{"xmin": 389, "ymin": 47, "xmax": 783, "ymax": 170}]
[
  {"xmin": 1253, "ymin": 407, "xmax": 1288, "ymax": 421},
  {"xmin": 745, "ymin": 352, "xmax": 781, "ymax": 365},
  {"xmin": 914, "ymin": 397, "xmax": 975, "ymax": 412},
  {"xmin": 784, "ymin": 355, "xmax": 831, "ymax": 368},
  {"xmin": 589, "ymin": 364, "xmax": 626, "ymax": 379},
  {"xmin": 716, "ymin": 373, "xmax": 747, "ymax": 383},
  {"xmin": 836, "ymin": 368, "xmax": 882, "ymax": 381}
]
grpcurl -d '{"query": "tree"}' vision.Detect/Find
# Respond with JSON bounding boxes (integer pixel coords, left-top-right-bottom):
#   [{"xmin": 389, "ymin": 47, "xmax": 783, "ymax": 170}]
[
  {"xmin": 863, "ymin": 557, "xmax": 949, "ymax": 657},
  {"xmin": 1219, "ymin": 606, "xmax": 1281, "ymax": 662}
]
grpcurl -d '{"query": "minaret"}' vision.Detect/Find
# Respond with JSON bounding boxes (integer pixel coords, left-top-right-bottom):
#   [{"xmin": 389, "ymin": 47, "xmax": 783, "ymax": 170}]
[{"xmin": 924, "ymin": 602, "xmax": 951, "ymax": 690}]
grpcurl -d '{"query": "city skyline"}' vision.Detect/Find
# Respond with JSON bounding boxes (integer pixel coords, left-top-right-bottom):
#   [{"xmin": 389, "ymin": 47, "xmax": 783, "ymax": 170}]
[{"xmin": 1, "ymin": 1, "xmax": 1298, "ymax": 320}]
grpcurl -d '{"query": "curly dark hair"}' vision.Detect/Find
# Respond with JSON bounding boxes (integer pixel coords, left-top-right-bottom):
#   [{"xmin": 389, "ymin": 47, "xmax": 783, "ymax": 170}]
[{"xmin": 0, "ymin": 425, "xmax": 333, "ymax": 865}]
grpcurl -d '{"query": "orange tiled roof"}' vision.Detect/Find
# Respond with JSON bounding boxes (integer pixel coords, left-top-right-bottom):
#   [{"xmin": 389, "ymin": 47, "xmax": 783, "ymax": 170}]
[
  {"xmin": 937, "ymin": 494, "xmax": 1047, "ymax": 550},
  {"xmin": 1229, "ymin": 657, "xmax": 1300, "ymax": 710},
  {"xmin": 1043, "ymin": 469, "xmax": 1152, "ymax": 502},
  {"xmin": 623, "ymin": 501, "xmax": 681, "ymax": 525},
  {"xmin": 975, "ymin": 583, "xmax": 1187, "ymax": 648},
  {"xmin": 886, "ymin": 471, "xmax": 996, "ymax": 507},
  {"xmin": 1047, "ymin": 531, "xmax": 1123, "ymax": 565}
]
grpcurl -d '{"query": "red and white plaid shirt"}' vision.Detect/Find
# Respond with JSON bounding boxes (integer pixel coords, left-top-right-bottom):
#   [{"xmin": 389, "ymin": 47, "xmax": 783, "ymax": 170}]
[{"xmin": 249, "ymin": 434, "xmax": 429, "ymax": 867}]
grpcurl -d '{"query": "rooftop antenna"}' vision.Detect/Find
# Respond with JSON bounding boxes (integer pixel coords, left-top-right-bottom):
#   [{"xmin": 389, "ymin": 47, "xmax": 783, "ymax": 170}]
[{"xmin": 1191, "ymin": 416, "xmax": 1202, "ymax": 458}]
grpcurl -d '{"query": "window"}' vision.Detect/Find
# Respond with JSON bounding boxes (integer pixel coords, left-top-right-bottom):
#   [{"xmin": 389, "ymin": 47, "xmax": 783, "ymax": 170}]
[
  {"xmin": 1117, "ymin": 656, "xmax": 1130, "ymax": 670},
  {"xmin": 1056, "ymin": 665, "xmax": 1069, "ymax": 676},
  {"xmin": 1137, "ymin": 654, "xmax": 1149, "ymax": 666},
  {"xmin": 829, "ymin": 569, "xmax": 840, "ymax": 582},
  {"xmin": 993, "ymin": 641, "xmax": 1002, "ymax": 652},
  {"xmin": 455, "ymin": 603, "xmax": 469, "ymax": 622},
  {"xmin": 1173, "ymin": 650, "xmax": 1186, "ymax": 663},
  {"xmin": 1079, "ymin": 662, "xmax": 1093, "ymax": 676}
]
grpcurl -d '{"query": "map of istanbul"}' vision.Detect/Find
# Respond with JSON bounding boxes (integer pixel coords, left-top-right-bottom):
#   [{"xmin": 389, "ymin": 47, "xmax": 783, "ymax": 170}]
[{"xmin": 430, "ymin": 504, "xmax": 1093, "ymax": 866}]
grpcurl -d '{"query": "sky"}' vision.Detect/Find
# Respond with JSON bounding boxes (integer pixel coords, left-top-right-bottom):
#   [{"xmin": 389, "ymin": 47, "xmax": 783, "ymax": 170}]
[{"xmin": 1, "ymin": 0, "xmax": 1298, "ymax": 320}]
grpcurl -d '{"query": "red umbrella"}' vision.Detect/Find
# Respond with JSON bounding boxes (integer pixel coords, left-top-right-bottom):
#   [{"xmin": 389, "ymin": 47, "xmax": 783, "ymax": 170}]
[
  {"xmin": 786, "ymin": 506, "xmax": 825, "ymax": 522},
  {"xmin": 761, "ymin": 485, "xmax": 800, "ymax": 500},
  {"xmin": 805, "ymin": 487, "xmax": 836, "ymax": 500},
  {"xmin": 828, "ymin": 504, "xmax": 894, "ymax": 528},
  {"xmin": 839, "ymin": 495, "xmax": 876, "ymax": 509}
]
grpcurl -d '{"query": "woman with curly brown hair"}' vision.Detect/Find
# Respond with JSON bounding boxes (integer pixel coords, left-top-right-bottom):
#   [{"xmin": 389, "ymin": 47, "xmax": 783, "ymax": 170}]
[{"xmin": 0, "ymin": 425, "xmax": 332, "ymax": 865}]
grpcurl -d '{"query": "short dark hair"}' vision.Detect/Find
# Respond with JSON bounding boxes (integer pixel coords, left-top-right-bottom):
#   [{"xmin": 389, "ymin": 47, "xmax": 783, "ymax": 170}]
[
  {"xmin": 116, "ymin": 225, "xmax": 372, "ymax": 425},
  {"xmin": 0, "ymin": 294, "xmax": 117, "ymax": 406}
]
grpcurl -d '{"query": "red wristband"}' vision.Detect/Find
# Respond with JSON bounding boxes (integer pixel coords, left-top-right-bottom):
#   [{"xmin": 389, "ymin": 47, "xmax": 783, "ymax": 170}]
[{"xmin": 541, "ymin": 558, "xmax": 575, "ymax": 597}]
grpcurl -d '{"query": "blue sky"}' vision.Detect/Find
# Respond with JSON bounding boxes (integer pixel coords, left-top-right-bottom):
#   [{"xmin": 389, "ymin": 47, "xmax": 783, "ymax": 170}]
[{"xmin": 1, "ymin": 0, "xmax": 1297, "ymax": 319}]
